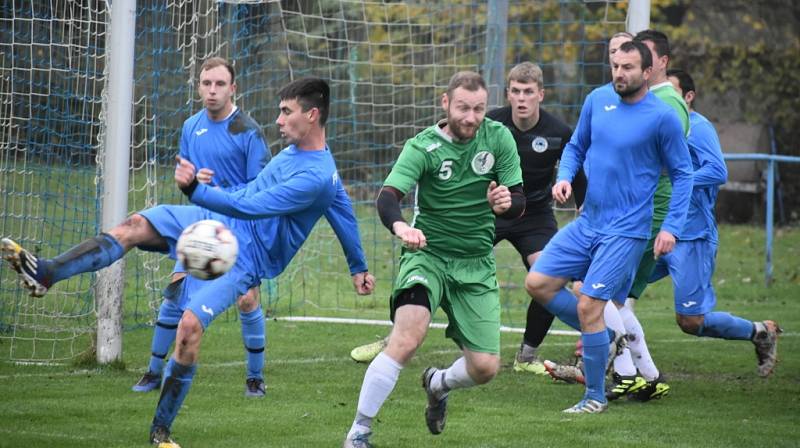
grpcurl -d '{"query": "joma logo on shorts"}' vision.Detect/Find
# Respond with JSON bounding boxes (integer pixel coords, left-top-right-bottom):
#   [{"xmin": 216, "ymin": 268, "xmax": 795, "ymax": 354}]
[{"xmin": 406, "ymin": 275, "xmax": 429, "ymax": 285}]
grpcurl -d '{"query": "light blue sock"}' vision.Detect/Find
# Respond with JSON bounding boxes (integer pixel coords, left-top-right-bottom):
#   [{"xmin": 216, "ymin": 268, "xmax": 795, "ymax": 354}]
[
  {"xmin": 542, "ymin": 288, "xmax": 580, "ymax": 331},
  {"xmin": 240, "ymin": 306, "xmax": 265, "ymax": 380},
  {"xmin": 582, "ymin": 330, "xmax": 609, "ymax": 403},
  {"xmin": 152, "ymin": 358, "xmax": 197, "ymax": 431},
  {"xmin": 148, "ymin": 298, "xmax": 182, "ymax": 375},
  {"xmin": 39, "ymin": 233, "xmax": 125, "ymax": 285},
  {"xmin": 697, "ymin": 312, "xmax": 754, "ymax": 340}
]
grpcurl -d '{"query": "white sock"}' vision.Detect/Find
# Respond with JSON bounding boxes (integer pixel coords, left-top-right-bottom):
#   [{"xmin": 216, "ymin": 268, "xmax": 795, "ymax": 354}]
[
  {"xmin": 603, "ymin": 301, "xmax": 626, "ymax": 338},
  {"xmin": 619, "ymin": 302, "xmax": 660, "ymax": 381},
  {"xmin": 434, "ymin": 357, "xmax": 476, "ymax": 397},
  {"xmin": 606, "ymin": 301, "xmax": 636, "ymax": 375},
  {"xmin": 613, "ymin": 347, "xmax": 637, "ymax": 376},
  {"xmin": 352, "ymin": 352, "xmax": 402, "ymax": 431}
]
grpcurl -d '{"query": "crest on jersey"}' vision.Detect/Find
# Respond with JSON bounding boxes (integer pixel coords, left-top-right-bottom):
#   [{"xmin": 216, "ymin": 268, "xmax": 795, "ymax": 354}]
[
  {"xmin": 532, "ymin": 136, "xmax": 548, "ymax": 153},
  {"xmin": 471, "ymin": 151, "xmax": 494, "ymax": 175}
]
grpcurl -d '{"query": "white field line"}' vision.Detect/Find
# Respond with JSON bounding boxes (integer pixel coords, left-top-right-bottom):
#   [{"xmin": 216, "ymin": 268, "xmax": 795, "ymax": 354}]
[{"xmin": 1, "ymin": 318, "xmax": 795, "ymax": 379}]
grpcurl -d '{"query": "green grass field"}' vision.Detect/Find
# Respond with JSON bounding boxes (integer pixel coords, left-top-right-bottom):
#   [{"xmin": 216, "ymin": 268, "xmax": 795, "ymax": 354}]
[{"xmin": 0, "ymin": 224, "xmax": 798, "ymax": 447}]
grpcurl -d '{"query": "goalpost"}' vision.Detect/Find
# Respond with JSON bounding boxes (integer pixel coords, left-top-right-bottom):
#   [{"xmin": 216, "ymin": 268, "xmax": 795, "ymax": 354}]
[{"xmin": 0, "ymin": 0, "xmax": 639, "ymax": 363}]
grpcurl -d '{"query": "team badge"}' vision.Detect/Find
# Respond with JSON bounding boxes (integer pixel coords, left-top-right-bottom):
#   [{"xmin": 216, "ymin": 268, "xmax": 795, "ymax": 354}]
[
  {"xmin": 532, "ymin": 136, "xmax": 548, "ymax": 153},
  {"xmin": 471, "ymin": 151, "xmax": 495, "ymax": 175}
]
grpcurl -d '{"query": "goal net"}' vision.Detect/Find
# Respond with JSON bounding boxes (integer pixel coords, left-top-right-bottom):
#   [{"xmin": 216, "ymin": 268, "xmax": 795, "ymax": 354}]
[{"xmin": 0, "ymin": 0, "xmax": 629, "ymax": 362}]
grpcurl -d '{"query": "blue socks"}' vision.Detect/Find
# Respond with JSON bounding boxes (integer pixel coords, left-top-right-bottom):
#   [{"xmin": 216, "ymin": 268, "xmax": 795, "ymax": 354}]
[
  {"xmin": 240, "ymin": 306, "xmax": 266, "ymax": 381},
  {"xmin": 148, "ymin": 296, "xmax": 183, "ymax": 375},
  {"xmin": 542, "ymin": 287, "xmax": 581, "ymax": 331},
  {"xmin": 152, "ymin": 359, "xmax": 197, "ymax": 431},
  {"xmin": 39, "ymin": 233, "xmax": 125, "ymax": 285},
  {"xmin": 697, "ymin": 312, "xmax": 754, "ymax": 340},
  {"xmin": 581, "ymin": 330, "xmax": 610, "ymax": 403}
]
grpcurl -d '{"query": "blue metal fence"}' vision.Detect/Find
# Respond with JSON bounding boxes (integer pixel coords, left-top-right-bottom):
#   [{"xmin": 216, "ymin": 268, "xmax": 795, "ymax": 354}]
[{"xmin": 723, "ymin": 153, "xmax": 800, "ymax": 286}]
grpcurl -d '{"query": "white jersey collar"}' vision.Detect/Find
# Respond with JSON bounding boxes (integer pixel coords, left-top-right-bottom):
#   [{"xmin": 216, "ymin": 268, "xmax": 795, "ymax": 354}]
[{"xmin": 649, "ymin": 81, "xmax": 673, "ymax": 92}]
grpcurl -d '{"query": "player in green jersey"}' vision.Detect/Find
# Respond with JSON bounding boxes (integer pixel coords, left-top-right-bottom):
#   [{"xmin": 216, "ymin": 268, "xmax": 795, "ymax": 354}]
[{"xmin": 343, "ymin": 71, "xmax": 524, "ymax": 447}]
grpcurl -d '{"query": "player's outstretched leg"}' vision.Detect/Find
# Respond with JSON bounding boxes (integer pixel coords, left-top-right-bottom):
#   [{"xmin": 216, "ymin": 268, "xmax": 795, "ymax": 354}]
[
  {"xmin": 350, "ymin": 337, "xmax": 388, "ymax": 363},
  {"xmin": 2, "ymin": 234, "xmax": 125, "ymax": 297},
  {"xmin": 680, "ymin": 312, "xmax": 782, "ymax": 377}
]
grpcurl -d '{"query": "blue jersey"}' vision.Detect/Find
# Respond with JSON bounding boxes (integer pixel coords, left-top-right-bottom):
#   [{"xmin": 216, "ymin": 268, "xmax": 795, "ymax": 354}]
[
  {"xmin": 681, "ymin": 111, "xmax": 727, "ymax": 243},
  {"xmin": 558, "ymin": 88, "xmax": 693, "ymax": 239},
  {"xmin": 187, "ymin": 145, "xmax": 368, "ymax": 279},
  {"xmin": 180, "ymin": 107, "xmax": 271, "ymax": 189}
]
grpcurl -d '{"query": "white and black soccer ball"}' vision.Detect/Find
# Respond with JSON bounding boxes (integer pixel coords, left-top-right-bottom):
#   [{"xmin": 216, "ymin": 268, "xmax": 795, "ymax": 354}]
[{"xmin": 176, "ymin": 219, "xmax": 238, "ymax": 280}]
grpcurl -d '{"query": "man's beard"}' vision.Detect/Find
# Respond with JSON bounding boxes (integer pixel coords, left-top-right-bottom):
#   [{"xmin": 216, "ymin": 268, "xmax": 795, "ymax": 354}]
[
  {"xmin": 447, "ymin": 117, "xmax": 478, "ymax": 141},
  {"xmin": 614, "ymin": 78, "xmax": 644, "ymax": 98}
]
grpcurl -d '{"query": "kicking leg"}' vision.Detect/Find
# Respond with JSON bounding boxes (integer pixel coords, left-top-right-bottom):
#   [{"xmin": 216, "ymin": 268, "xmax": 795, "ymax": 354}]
[{"xmin": 2, "ymin": 213, "xmax": 163, "ymax": 296}]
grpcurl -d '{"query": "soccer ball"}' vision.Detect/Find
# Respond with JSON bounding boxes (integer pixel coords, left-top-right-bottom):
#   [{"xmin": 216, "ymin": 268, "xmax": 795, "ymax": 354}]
[{"xmin": 176, "ymin": 219, "xmax": 238, "ymax": 280}]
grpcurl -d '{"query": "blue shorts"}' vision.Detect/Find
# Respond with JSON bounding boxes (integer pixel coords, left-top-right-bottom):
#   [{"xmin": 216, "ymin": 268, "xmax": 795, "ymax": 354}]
[
  {"xmin": 174, "ymin": 266, "xmax": 255, "ymax": 328},
  {"xmin": 139, "ymin": 204, "xmax": 259, "ymax": 328},
  {"xmin": 649, "ymin": 239, "xmax": 717, "ymax": 316},
  {"xmin": 533, "ymin": 219, "xmax": 646, "ymax": 302}
]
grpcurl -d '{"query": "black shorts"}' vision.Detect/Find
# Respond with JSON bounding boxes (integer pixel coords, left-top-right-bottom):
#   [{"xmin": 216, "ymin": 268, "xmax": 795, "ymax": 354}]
[{"xmin": 494, "ymin": 210, "xmax": 558, "ymax": 259}]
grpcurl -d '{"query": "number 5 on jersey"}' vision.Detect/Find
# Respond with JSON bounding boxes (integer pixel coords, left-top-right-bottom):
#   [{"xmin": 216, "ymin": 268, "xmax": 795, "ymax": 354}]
[{"xmin": 438, "ymin": 160, "xmax": 453, "ymax": 180}]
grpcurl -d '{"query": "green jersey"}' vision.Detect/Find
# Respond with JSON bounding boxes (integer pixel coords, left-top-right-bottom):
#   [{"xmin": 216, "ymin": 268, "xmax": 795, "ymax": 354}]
[
  {"xmin": 652, "ymin": 82, "xmax": 690, "ymax": 135},
  {"xmin": 651, "ymin": 82, "xmax": 690, "ymax": 225},
  {"xmin": 384, "ymin": 118, "xmax": 522, "ymax": 258}
]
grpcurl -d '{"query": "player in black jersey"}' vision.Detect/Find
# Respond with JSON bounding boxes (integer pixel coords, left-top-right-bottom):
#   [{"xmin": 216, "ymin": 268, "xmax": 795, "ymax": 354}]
[{"xmin": 486, "ymin": 62, "xmax": 586, "ymax": 374}]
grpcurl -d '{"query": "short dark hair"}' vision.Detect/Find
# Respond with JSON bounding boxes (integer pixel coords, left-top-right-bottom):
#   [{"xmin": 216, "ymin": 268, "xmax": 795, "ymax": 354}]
[
  {"xmin": 634, "ymin": 29, "xmax": 671, "ymax": 59},
  {"xmin": 277, "ymin": 77, "xmax": 331, "ymax": 126},
  {"xmin": 617, "ymin": 40, "xmax": 653, "ymax": 71},
  {"xmin": 667, "ymin": 68, "xmax": 695, "ymax": 96},
  {"xmin": 201, "ymin": 57, "xmax": 235, "ymax": 84},
  {"xmin": 446, "ymin": 71, "xmax": 487, "ymax": 99}
]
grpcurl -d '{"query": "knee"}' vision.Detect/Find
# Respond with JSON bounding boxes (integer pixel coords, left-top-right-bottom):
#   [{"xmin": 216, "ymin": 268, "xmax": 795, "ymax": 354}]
[
  {"xmin": 676, "ymin": 314, "xmax": 702, "ymax": 335},
  {"xmin": 385, "ymin": 331, "xmax": 423, "ymax": 362},
  {"xmin": 524, "ymin": 272, "xmax": 549, "ymax": 300},
  {"xmin": 576, "ymin": 297, "xmax": 603, "ymax": 322},
  {"xmin": 176, "ymin": 312, "xmax": 204, "ymax": 348},
  {"xmin": 237, "ymin": 288, "xmax": 260, "ymax": 312},
  {"xmin": 108, "ymin": 214, "xmax": 151, "ymax": 248},
  {"xmin": 469, "ymin": 356, "xmax": 500, "ymax": 384}
]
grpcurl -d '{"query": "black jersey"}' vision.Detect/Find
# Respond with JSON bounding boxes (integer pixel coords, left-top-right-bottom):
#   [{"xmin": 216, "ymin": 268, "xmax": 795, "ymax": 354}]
[{"xmin": 486, "ymin": 106, "xmax": 576, "ymax": 211}]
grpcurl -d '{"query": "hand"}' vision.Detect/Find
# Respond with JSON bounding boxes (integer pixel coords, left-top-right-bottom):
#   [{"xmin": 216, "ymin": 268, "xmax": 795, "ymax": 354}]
[
  {"xmin": 653, "ymin": 230, "xmax": 676, "ymax": 258},
  {"xmin": 487, "ymin": 181, "xmax": 511, "ymax": 214},
  {"xmin": 174, "ymin": 156, "xmax": 197, "ymax": 188},
  {"xmin": 552, "ymin": 180, "xmax": 572, "ymax": 204},
  {"xmin": 196, "ymin": 168, "xmax": 215, "ymax": 184},
  {"xmin": 392, "ymin": 221, "xmax": 427, "ymax": 251},
  {"xmin": 352, "ymin": 272, "xmax": 376, "ymax": 295}
]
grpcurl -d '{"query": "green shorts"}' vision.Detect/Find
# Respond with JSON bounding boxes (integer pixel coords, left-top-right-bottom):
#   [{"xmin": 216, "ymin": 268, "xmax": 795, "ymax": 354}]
[
  {"xmin": 630, "ymin": 175, "xmax": 671, "ymax": 299},
  {"xmin": 390, "ymin": 249, "xmax": 500, "ymax": 354},
  {"xmin": 629, "ymin": 219, "xmax": 664, "ymax": 299}
]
